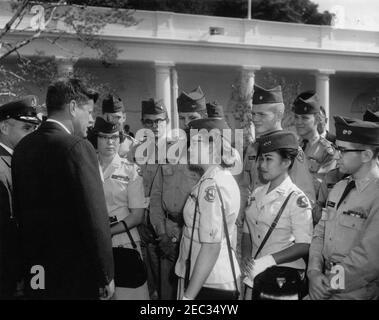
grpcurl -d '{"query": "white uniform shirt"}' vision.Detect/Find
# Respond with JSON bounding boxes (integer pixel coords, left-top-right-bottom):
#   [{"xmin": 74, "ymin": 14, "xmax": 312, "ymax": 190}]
[
  {"xmin": 244, "ymin": 176, "xmax": 313, "ymax": 270},
  {"xmin": 102, "ymin": 154, "xmax": 147, "ymax": 247},
  {"xmin": 175, "ymin": 165, "xmax": 241, "ymax": 288}
]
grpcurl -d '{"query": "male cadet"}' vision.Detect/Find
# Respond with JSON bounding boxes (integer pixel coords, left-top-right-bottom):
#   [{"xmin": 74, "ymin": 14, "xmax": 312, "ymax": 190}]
[
  {"xmin": 134, "ymin": 98, "xmax": 169, "ymax": 300},
  {"xmin": 308, "ymin": 117, "xmax": 379, "ymax": 300},
  {"xmin": 237, "ymin": 85, "xmax": 316, "ymax": 225},
  {"xmin": 293, "ymin": 91, "xmax": 337, "ymax": 201},
  {"xmin": 312, "ymin": 109, "xmax": 379, "ymax": 225},
  {"xmin": 0, "ymin": 96, "xmax": 39, "ymax": 298},
  {"xmin": 101, "ymin": 94, "xmax": 139, "ymax": 159},
  {"xmin": 148, "ymin": 87, "xmax": 206, "ymax": 299},
  {"xmin": 318, "ymin": 105, "xmax": 336, "ymax": 144}
]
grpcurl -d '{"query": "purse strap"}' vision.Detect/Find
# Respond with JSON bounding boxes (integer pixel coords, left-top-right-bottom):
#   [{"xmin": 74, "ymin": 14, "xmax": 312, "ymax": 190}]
[
  {"xmin": 215, "ymin": 184, "xmax": 239, "ymax": 296},
  {"xmin": 253, "ymin": 191, "xmax": 295, "ymax": 260},
  {"xmin": 120, "ymin": 220, "xmax": 137, "ymax": 250}
]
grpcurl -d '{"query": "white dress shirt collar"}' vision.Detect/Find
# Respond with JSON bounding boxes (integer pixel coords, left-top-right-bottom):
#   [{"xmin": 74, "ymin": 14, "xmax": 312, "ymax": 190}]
[
  {"xmin": 0, "ymin": 142, "xmax": 13, "ymax": 155},
  {"xmin": 46, "ymin": 118, "xmax": 71, "ymax": 134}
]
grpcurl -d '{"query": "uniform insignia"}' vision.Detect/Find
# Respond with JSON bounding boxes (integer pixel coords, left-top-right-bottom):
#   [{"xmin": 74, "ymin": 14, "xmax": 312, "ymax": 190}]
[
  {"xmin": 276, "ymin": 277, "xmax": 286, "ymax": 288},
  {"xmin": 111, "ymin": 174, "xmax": 129, "ymax": 183},
  {"xmin": 296, "ymin": 195, "xmax": 309, "ymax": 208},
  {"xmin": 296, "ymin": 147, "xmax": 304, "ymax": 162},
  {"xmin": 136, "ymin": 167, "xmax": 143, "ymax": 177},
  {"xmin": 248, "ymin": 155, "xmax": 256, "ymax": 160},
  {"xmin": 204, "ymin": 186, "xmax": 216, "ymax": 202},
  {"xmin": 327, "ymin": 201, "xmax": 336, "ymax": 208},
  {"xmin": 209, "ymin": 229, "xmax": 218, "ymax": 239}
]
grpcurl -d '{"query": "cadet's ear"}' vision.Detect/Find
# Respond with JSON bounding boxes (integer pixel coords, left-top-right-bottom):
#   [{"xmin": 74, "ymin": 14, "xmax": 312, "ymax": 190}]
[
  {"xmin": 69, "ymin": 100, "xmax": 78, "ymax": 118},
  {"xmin": 361, "ymin": 148, "xmax": 375, "ymax": 163},
  {"xmin": 0, "ymin": 120, "xmax": 10, "ymax": 135}
]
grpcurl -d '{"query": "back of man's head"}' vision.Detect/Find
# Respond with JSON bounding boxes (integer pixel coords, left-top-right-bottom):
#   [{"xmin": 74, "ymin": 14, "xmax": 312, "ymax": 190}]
[{"xmin": 46, "ymin": 78, "xmax": 98, "ymax": 116}]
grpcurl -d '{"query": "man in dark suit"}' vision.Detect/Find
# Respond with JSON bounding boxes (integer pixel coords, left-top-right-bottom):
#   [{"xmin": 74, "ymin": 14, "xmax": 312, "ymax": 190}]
[
  {"xmin": 0, "ymin": 96, "xmax": 40, "ymax": 299},
  {"xmin": 12, "ymin": 78, "xmax": 114, "ymax": 300}
]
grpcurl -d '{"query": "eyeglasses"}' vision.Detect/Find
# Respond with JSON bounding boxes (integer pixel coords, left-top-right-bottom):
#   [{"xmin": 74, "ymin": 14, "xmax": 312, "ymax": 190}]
[
  {"xmin": 143, "ymin": 118, "xmax": 167, "ymax": 127},
  {"xmin": 335, "ymin": 146, "xmax": 366, "ymax": 154},
  {"xmin": 97, "ymin": 134, "xmax": 120, "ymax": 142}
]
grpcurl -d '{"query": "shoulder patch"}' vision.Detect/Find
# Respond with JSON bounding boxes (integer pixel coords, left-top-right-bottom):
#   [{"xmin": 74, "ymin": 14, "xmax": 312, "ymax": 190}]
[
  {"xmin": 319, "ymin": 137, "xmax": 335, "ymax": 155},
  {"xmin": 296, "ymin": 195, "xmax": 309, "ymax": 208},
  {"xmin": 204, "ymin": 185, "xmax": 216, "ymax": 202}
]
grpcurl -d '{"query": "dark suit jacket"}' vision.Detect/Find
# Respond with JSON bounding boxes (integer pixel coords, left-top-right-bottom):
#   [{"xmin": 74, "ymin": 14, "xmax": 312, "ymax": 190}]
[
  {"xmin": 0, "ymin": 145, "xmax": 20, "ymax": 298},
  {"xmin": 12, "ymin": 121, "xmax": 114, "ymax": 299}
]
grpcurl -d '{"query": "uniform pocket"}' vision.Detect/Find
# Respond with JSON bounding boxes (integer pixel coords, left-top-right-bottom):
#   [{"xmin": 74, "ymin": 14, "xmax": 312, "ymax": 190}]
[
  {"xmin": 339, "ymin": 214, "xmax": 364, "ymax": 230},
  {"xmin": 162, "ymin": 165, "xmax": 174, "ymax": 176}
]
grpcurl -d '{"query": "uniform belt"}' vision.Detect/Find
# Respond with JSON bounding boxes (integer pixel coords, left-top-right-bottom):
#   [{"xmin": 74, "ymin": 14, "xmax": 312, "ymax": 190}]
[{"xmin": 166, "ymin": 212, "xmax": 184, "ymax": 226}]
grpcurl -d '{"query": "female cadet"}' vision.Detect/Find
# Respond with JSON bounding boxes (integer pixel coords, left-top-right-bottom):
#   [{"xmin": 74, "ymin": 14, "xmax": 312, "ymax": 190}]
[
  {"xmin": 175, "ymin": 117, "xmax": 241, "ymax": 300},
  {"xmin": 89, "ymin": 117, "xmax": 149, "ymax": 300},
  {"xmin": 241, "ymin": 131, "xmax": 313, "ymax": 300}
]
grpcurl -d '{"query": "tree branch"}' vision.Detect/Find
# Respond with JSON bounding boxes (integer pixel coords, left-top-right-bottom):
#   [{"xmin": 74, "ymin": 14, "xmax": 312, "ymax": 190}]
[{"xmin": 0, "ymin": 0, "xmax": 30, "ymax": 41}]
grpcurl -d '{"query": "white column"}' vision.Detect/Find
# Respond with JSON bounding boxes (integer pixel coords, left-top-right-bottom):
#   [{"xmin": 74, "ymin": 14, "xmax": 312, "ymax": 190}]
[
  {"xmin": 56, "ymin": 56, "xmax": 78, "ymax": 77},
  {"xmin": 315, "ymin": 69, "xmax": 335, "ymax": 130},
  {"xmin": 155, "ymin": 61, "xmax": 174, "ymax": 137},
  {"xmin": 171, "ymin": 67, "xmax": 179, "ymax": 138}
]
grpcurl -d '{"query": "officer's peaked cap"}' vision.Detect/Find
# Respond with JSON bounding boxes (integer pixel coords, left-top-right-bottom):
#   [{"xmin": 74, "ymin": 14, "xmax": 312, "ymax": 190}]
[{"xmin": 0, "ymin": 95, "xmax": 40, "ymax": 124}]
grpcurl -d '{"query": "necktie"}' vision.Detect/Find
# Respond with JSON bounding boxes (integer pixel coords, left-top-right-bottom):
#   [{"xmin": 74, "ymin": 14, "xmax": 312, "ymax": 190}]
[
  {"xmin": 336, "ymin": 180, "xmax": 356, "ymax": 209},
  {"xmin": 302, "ymin": 139, "xmax": 308, "ymax": 151}
]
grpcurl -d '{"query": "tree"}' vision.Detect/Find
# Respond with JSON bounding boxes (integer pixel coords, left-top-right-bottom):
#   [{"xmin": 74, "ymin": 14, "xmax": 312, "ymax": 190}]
[{"xmin": 0, "ymin": 0, "xmax": 138, "ymax": 108}]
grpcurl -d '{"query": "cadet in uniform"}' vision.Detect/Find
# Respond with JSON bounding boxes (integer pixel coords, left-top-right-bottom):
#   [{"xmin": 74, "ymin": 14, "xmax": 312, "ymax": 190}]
[
  {"xmin": 241, "ymin": 131, "xmax": 313, "ymax": 300},
  {"xmin": 89, "ymin": 117, "xmax": 148, "ymax": 300},
  {"xmin": 308, "ymin": 116, "xmax": 379, "ymax": 300},
  {"xmin": 293, "ymin": 91, "xmax": 337, "ymax": 202},
  {"xmin": 318, "ymin": 105, "xmax": 336, "ymax": 144},
  {"xmin": 175, "ymin": 116, "xmax": 241, "ymax": 300},
  {"xmin": 149, "ymin": 87, "xmax": 206, "ymax": 299},
  {"xmin": 133, "ymin": 99, "xmax": 169, "ymax": 299},
  {"xmin": 0, "ymin": 96, "xmax": 40, "ymax": 298},
  {"xmin": 238, "ymin": 85, "xmax": 316, "ymax": 225}
]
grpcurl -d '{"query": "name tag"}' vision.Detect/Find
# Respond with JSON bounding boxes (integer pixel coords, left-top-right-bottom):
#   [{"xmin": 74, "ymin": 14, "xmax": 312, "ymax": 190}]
[
  {"xmin": 111, "ymin": 174, "xmax": 129, "ymax": 183},
  {"xmin": 327, "ymin": 201, "xmax": 335, "ymax": 208}
]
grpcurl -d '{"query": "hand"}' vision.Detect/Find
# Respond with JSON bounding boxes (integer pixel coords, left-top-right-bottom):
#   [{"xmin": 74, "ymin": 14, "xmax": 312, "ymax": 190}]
[
  {"xmin": 308, "ymin": 271, "xmax": 332, "ymax": 300},
  {"xmin": 157, "ymin": 234, "xmax": 176, "ymax": 259},
  {"xmin": 99, "ymin": 279, "xmax": 115, "ymax": 300},
  {"xmin": 240, "ymin": 256, "xmax": 253, "ymax": 278}
]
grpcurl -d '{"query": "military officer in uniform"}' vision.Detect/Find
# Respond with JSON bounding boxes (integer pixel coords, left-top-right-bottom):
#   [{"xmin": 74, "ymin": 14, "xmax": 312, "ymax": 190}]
[
  {"xmin": 238, "ymin": 84, "xmax": 316, "ymax": 225},
  {"xmin": 89, "ymin": 117, "xmax": 149, "ymax": 300},
  {"xmin": 293, "ymin": 91, "xmax": 337, "ymax": 202},
  {"xmin": 149, "ymin": 87, "xmax": 207, "ymax": 299},
  {"xmin": 308, "ymin": 116, "xmax": 379, "ymax": 300},
  {"xmin": 0, "ymin": 96, "xmax": 40, "ymax": 298},
  {"xmin": 175, "ymin": 116, "xmax": 241, "ymax": 300},
  {"xmin": 242, "ymin": 131, "xmax": 313, "ymax": 299}
]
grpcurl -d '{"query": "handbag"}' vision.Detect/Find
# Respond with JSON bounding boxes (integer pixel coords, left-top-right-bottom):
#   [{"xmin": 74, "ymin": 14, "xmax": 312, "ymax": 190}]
[
  {"xmin": 249, "ymin": 191, "xmax": 306, "ymax": 300},
  {"xmin": 112, "ymin": 221, "xmax": 147, "ymax": 288},
  {"xmin": 185, "ymin": 181, "xmax": 239, "ymax": 300}
]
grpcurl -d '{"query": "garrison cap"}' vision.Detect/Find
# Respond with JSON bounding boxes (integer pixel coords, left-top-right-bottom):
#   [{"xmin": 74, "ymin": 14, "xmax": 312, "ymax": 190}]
[
  {"xmin": 334, "ymin": 116, "xmax": 379, "ymax": 145},
  {"xmin": 102, "ymin": 94, "xmax": 124, "ymax": 114},
  {"xmin": 258, "ymin": 130, "xmax": 299, "ymax": 154},
  {"xmin": 0, "ymin": 95, "xmax": 40, "ymax": 124},
  {"xmin": 253, "ymin": 85, "xmax": 283, "ymax": 105},
  {"xmin": 141, "ymin": 98, "xmax": 167, "ymax": 116},
  {"xmin": 188, "ymin": 117, "xmax": 230, "ymax": 132},
  {"xmin": 293, "ymin": 91, "xmax": 320, "ymax": 114},
  {"xmin": 363, "ymin": 109, "xmax": 379, "ymax": 123},
  {"xmin": 206, "ymin": 101, "xmax": 224, "ymax": 119},
  {"xmin": 93, "ymin": 117, "xmax": 120, "ymax": 134},
  {"xmin": 177, "ymin": 86, "xmax": 206, "ymax": 113}
]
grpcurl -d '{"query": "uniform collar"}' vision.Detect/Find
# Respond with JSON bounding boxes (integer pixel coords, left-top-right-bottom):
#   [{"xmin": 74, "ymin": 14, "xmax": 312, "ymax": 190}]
[
  {"xmin": 301, "ymin": 133, "xmax": 319, "ymax": 146},
  {"xmin": 100, "ymin": 153, "xmax": 121, "ymax": 179},
  {"xmin": 258, "ymin": 175, "xmax": 293, "ymax": 206},
  {"xmin": 351, "ymin": 169, "xmax": 379, "ymax": 192},
  {"xmin": 0, "ymin": 142, "xmax": 13, "ymax": 156}
]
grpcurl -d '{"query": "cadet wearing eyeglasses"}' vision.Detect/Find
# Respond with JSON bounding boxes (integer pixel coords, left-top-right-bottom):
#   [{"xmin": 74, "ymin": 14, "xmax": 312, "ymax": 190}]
[{"xmin": 307, "ymin": 116, "xmax": 379, "ymax": 300}]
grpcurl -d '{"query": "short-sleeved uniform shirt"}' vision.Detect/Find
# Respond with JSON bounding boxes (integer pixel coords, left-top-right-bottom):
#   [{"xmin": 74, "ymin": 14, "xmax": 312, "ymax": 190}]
[
  {"xmin": 175, "ymin": 166, "xmax": 241, "ymax": 288},
  {"xmin": 244, "ymin": 176, "xmax": 313, "ymax": 270},
  {"xmin": 102, "ymin": 154, "xmax": 147, "ymax": 247},
  {"xmin": 308, "ymin": 173, "xmax": 379, "ymax": 299}
]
